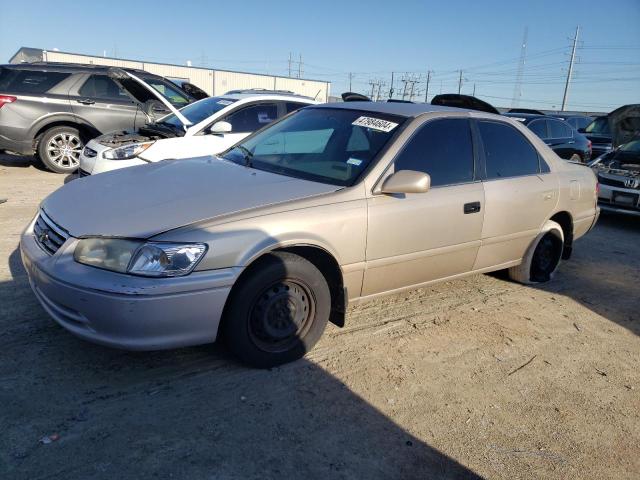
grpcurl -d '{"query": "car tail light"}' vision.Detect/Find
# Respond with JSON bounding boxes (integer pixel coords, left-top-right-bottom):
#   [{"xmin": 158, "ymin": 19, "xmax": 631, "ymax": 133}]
[
  {"xmin": 0, "ymin": 95, "xmax": 17, "ymax": 108},
  {"xmin": 595, "ymin": 182, "xmax": 600, "ymax": 196},
  {"xmin": 587, "ymin": 140, "xmax": 592, "ymax": 150}
]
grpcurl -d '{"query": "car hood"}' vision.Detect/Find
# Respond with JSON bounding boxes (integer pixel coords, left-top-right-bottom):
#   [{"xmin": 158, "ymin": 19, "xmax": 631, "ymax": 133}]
[{"xmin": 42, "ymin": 157, "xmax": 340, "ymax": 238}]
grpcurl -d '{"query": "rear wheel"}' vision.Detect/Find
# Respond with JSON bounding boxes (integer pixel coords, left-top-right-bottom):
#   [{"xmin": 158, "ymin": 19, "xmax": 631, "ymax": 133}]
[
  {"xmin": 37, "ymin": 126, "xmax": 84, "ymax": 173},
  {"xmin": 509, "ymin": 220, "xmax": 564, "ymax": 284},
  {"xmin": 222, "ymin": 252, "xmax": 331, "ymax": 368}
]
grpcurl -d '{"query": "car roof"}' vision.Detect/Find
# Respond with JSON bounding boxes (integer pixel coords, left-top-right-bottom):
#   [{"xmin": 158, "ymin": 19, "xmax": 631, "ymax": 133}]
[
  {"xmin": 312, "ymin": 101, "xmax": 467, "ymax": 118},
  {"xmin": 1, "ymin": 62, "xmax": 164, "ymax": 78},
  {"xmin": 502, "ymin": 112, "xmax": 546, "ymax": 122},
  {"xmin": 219, "ymin": 93, "xmax": 316, "ymax": 102}
]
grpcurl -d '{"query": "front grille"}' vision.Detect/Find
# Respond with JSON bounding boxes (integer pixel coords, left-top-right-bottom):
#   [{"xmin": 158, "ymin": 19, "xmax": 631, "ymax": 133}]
[
  {"xmin": 598, "ymin": 175, "xmax": 627, "ymax": 188},
  {"xmin": 33, "ymin": 211, "xmax": 69, "ymax": 255},
  {"xmin": 598, "ymin": 174, "xmax": 640, "ymax": 190},
  {"xmin": 83, "ymin": 146, "xmax": 97, "ymax": 158}
]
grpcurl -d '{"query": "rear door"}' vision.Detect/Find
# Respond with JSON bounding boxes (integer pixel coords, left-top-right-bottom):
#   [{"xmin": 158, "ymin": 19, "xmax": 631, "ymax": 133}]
[
  {"xmin": 474, "ymin": 120, "xmax": 558, "ymax": 270},
  {"xmin": 69, "ymin": 74, "xmax": 139, "ymax": 133}
]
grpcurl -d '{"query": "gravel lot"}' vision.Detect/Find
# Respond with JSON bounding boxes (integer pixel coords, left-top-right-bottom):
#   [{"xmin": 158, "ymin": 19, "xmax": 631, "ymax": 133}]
[{"xmin": 1, "ymin": 153, "xmax": 639, "ymax": 480}]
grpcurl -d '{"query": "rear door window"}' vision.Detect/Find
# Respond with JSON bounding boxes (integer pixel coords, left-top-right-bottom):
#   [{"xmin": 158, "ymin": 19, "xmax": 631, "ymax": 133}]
[
  {"xmin": 79, "ymin": 75, "xmax": 130, "ymax": 101},
  {"xmin": 0, "ymin": 68, "xmax": 71, "ymax": 94},
  {"xmin": 528, "ymin": 119, "xmax": 548, "ymax": 139},
  {"xmin": 548, "ymin": 120, "xmax": 572, "ymax": 138},
  {"xmin": 224, "ymin": 103, "xmax": 278, "ymax": 133},
  {"xmin": 478, "ymin": 121, "xmax": 540, "ymax": 179},
  {"xmin": 393, "ymin": 118, "xmax": 475, "ymax": 187}
]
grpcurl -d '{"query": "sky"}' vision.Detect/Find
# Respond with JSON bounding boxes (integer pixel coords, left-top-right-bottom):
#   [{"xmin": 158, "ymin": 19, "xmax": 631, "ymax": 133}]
[{"xmin": 0, "ymin": 0, "xmax": 638, "ymax": 112}]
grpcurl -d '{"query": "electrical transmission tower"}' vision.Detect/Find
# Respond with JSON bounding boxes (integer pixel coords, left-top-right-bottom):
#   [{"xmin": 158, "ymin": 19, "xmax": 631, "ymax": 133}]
[
  {"xmin": 400, "ymin": 74, "xmax": 420, "ymax": 101},
  {"xmin": 561, "ymin": 26, "xmax": 580, "ymax": 111},
  {"xmin": 511, "ymin": 26, "xmax": 528, "ymax": 108}
]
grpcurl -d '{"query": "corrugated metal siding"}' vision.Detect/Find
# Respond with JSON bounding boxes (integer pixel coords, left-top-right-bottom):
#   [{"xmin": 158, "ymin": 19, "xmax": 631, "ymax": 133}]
[{"xmin": 36, "ymin": 50, "xmax": 329, "ymax": 101}]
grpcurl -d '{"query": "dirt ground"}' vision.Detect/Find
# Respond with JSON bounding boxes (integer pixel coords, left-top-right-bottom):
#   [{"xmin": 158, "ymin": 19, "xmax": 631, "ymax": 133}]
[{"xmin": 1, "ymin": 152, "xmax": 639, "ymax": 480}]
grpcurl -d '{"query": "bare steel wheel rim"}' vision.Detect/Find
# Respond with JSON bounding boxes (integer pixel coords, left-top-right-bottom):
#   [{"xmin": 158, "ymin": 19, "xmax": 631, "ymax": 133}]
[
  {"xmin": 46, "ymin": 133, "xmax": 82, "ymax": 168},
  {"xmin": 248, "ymin": 279, "xmax": 316, "ymax": 353}
]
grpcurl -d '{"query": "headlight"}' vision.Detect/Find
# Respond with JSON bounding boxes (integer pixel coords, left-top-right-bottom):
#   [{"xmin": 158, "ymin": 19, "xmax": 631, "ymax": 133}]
[
  {"xmin": 74, "ymin": 239, "xmax": 207, "ymax": 277},
  {"xmin": 103, "ymin": 142, "xmax": 154, "ymax": 160}
]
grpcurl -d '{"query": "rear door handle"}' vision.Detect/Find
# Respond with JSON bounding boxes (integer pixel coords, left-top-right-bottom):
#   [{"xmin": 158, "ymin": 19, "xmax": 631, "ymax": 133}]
[
  {"xmin": 76, "ymin": 99, "xmax": 95, "ymax": 105},
  {"xmin": 464, "ymin": 201, "xmax": 481, "ymax": 214}
]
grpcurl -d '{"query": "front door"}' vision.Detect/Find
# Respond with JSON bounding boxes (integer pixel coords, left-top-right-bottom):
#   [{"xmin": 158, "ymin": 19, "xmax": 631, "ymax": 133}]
[{"xmin": 363, "ymin": 117, "xmax": 485, "ymax": 297}]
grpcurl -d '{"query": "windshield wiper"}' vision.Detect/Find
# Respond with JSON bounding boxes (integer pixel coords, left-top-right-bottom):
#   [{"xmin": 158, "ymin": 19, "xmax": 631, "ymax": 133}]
[{"xmin": 234, "ymin": 145, "xmax": 254, "ymax": 168}]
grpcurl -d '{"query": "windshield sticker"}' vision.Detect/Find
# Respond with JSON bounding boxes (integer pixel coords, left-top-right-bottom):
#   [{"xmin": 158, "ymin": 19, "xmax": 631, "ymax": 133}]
[
  {"xmin": 352, "ymin": 116, "xmax": 398, "ymax": 133},
  {"xmin": 217, "ymin": 100, "xmax": 233, "ymax": 106},
  {"xmin": 258, "ymin": 112, "xmax": 275, "ymax": 124},
  {"xmin": 346, "ymin": 158, "xmax": 363, "ymax": 166}
]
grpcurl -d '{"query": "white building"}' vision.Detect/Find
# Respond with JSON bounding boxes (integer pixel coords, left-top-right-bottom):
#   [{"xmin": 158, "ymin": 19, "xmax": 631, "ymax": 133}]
[{"xmin": 9, "ymin": 47, "xmax": 331, "ymax": 102}]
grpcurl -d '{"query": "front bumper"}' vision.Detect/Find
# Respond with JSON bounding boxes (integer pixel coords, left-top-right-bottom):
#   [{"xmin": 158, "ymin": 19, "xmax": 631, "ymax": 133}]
[
  {"xmin": 598, "ymin": 183, "xmax": 640, "ymax": 217},
  {"xmin": 20, "ymin": 219, "xmax": 236, "ymax": 350}
]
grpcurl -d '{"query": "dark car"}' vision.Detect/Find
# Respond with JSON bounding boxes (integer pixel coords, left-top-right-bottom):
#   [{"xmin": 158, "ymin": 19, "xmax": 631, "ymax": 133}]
[
  {"xmin": 0, "ymin": 62, "xmax": 196, "ymax": 172},
  {"xmin": 503, "ymin": 113, "xmax": 591, "ymax": 162},
  {"xmin": 551, "ymin": 114, "xmax": 594, "ymax": 131},
  {"xmin": 579, "ymin": 116, "xmax": 612, "ymax": 158}
]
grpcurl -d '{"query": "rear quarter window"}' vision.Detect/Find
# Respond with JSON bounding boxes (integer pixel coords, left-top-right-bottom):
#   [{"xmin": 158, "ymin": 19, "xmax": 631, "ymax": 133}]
[{"xmin": 0, "ymin": 68, "xmax": 71, "ymax": 94}]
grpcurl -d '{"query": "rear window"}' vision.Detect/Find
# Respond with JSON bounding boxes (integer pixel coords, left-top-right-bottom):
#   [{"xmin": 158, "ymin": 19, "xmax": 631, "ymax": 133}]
[
  {"xmin": 548, "ymin": 120, "xmax": 573, "ymax": 138},
  {"xmin": 0, "ymin": 68, "xmax": 71, "ymax": 94},
  {"xmin": 478, "ymin": 121, "xmax": 541, "ymax": 179}
]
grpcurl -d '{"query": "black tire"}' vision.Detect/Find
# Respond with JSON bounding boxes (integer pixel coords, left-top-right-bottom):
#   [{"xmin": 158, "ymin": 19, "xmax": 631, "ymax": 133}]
[
  {"xmin": 529, "ymin": 231, "xmax": 564, "ymax": 283},
  {"xmin": 37, "ymin": 126, "xmax": 84, "ymax": 173},
  {"xmin": 222, "ymin": 252, "xmax": 331, "ymax": 368}
]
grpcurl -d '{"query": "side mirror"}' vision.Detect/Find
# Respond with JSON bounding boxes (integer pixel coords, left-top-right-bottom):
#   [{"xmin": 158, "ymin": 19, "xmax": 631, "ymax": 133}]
[
  {"xmin": 577, "ymin": 128, "xmax": 586, "ymax": 134},
  {"xmin": 208, "ymin": 121, "xmax": 232, "ymax": 135},
  {"xmin": 381, "ymin": 170, "xmax": 431, "ymax": 194}
]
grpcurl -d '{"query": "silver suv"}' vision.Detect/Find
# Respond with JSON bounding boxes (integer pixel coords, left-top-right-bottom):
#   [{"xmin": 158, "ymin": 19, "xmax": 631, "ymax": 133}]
[{"xmin": 0, "ymin": 63, "xmax": 195, "ymax": 173}]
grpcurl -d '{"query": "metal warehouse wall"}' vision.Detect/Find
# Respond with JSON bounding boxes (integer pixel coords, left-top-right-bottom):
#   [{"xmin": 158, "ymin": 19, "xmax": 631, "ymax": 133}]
[{"xmin": 40, "ymin": 51, "xmax": 329, "ymax": 101}]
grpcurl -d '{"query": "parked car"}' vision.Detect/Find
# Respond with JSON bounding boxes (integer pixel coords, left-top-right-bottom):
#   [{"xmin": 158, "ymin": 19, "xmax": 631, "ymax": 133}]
[
  {"xmin": 0, "ymin": 63, "xmax": 196, "ymax": 172},
  {"xmin": 79, "ymin": 89, "xmax": 317, "ymax": 176},
  {"xmin": 580, "ymin": 116, "xmax": 613, "ymax": 158},
  {"xmin": 591, "ymin": 137, "xmax": 640, "ymax": 216},
  {"xmin": 503, "ymin": 113, "xmax": 591, "ymax": 162},
  {"xmin": 21, "ymin": 102, "xmax": 599, "ymax": 367},
  {"xmin": 551, "ymin": 114, "xmax": 594, "ymax": 131}
]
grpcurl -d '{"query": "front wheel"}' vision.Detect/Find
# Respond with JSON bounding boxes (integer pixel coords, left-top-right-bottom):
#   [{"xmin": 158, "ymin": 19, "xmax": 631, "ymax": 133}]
[
  {"xmin": 37, "ymin": 126, "xmax": 84, "ymax": 173},
  {"xmin": 222, "ymin": 252, "xmax": 331, "ymax": 368}
]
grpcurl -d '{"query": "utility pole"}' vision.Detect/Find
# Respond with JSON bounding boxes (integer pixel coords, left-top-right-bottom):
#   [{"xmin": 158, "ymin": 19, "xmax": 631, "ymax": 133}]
[
  {"xmin": 511, "ymin": 26, "xmax": 528, "ymax": 108},
  {"xmin": 369, "ymin": 79, "xmax": 376, "ymax": 99},
  {"xmin": 458, "ymin": 70, "xmax": 463, "ymax": 94},
  {"xmin": 561, "ymin": 26, "xmax": 580, "ymax": 111},
  {"xmin": 348, "ymin": 72, "xmax": 353, "ymax": 91},
  {"xmin": 424, "ymin": 70, "xmax": 431, "ymax": 102},
  {"xmin": 389, "ymin": 72, "xmax": 395, "ymax": 99},
  {"xmin": 473, "ymin": 83, "xmax": 476, "ymax": 96},
  {"xmin": 288, "ymin": 52, "xmax": 292, "ymax": 77},
  {"xmin": 298, "ymin": 53, "xmax": 303, "ymax": 79}
]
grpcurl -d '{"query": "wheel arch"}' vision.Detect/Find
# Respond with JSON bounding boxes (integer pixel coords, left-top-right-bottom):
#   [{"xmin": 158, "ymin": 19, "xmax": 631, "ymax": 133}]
[
  {"xmin": 224, "ymin": 242, "xmax": 347, "ymax": 329},
  {"xmin": 549, "ymin": 211, "xmax": 573, "ymax": 259},
  {"xmin": 30, "ymin": 115, "xmax": 101, "ymax": 150}
]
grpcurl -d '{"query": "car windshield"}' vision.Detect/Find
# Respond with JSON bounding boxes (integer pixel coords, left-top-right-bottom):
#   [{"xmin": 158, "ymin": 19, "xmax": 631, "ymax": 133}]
[
  {"xmin": 585, "ymin": 117, "xmax": 611, "ymax": 135},
  {"xmin": 221, "ymin": 108, "xmax": 406, "ymax": 186},
  {"xmin": 139, "ymin": 76, "xmax": 191, "ymax": 106},
  {"xmin": 159, "ymin": 97, "xmax": 238, "ymax": 129}
]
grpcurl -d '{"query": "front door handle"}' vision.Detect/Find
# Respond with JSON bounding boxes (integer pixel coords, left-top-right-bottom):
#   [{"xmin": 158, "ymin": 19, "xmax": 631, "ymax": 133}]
[
  {"xmin": 76, "ymin": 99, "xmax": 95, "ymax": 105},
  {"xmin": 464, "ymin": 201, "xmax": 481, "ymax": 214}
]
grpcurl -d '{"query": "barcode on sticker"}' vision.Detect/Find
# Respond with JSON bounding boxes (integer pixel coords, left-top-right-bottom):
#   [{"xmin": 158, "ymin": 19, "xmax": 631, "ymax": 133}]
[{"xmin": 352, "ymin": 116, "xmax": 398, "ymax": 133}]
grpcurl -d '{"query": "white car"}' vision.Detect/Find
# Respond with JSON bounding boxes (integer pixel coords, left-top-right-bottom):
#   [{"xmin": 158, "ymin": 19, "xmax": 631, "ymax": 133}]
[{"xmin": 79, "ymin": 80, "xmax": 317, "ymax": 176}]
